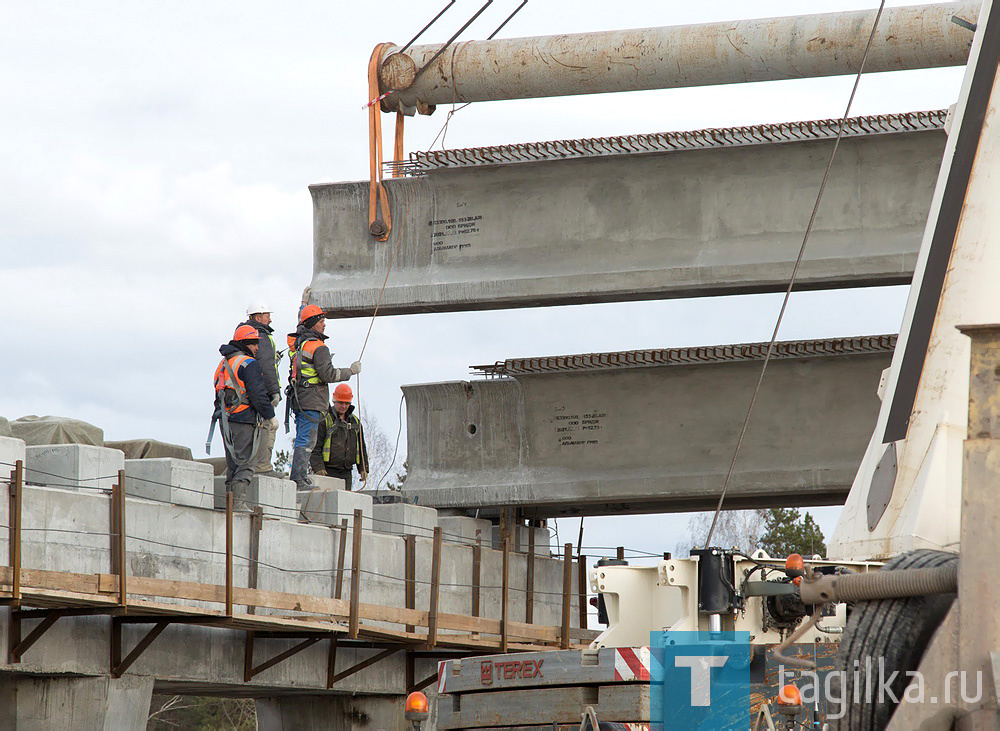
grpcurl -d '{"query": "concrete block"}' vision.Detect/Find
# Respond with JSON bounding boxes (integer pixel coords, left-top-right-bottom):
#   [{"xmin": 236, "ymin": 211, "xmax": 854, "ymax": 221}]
[
  {"xmin": 437, "ymin": 516, "xmax": 492, "ymax": 546},
  {"xmin": 310, "ymin": 474, "xmax": 346, "ymax": 491},
  {"xmin": 125, "ymin": 458, "xmax": 213, "ymax": 509},
  {"xmin": 214, "ymin": 474, "xmax": 296, "ymax": 520},
  {"xmin": 298, "ymin": 486, "xmax": 373, "ymax": 530},
  {"xmin": 0, "ymin": 436, "xmax": 26, "ymax": 471},
  {"xmin": 25, "ymin": 444, "xmax": 124, "ymax": 491},
  {"xmin": 372, "ymin": 502, "xmax": 438, "ymax": 539}
]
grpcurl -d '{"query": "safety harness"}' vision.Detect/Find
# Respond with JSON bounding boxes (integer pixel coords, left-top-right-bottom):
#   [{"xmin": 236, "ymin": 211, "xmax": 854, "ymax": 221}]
[
  {"xmin": 206, "ymin": 354, "xmax": 260, "ymax": 460},
  {"xmin": 283, "ymin": 331, "xmax": 325, "ymax": 432}
]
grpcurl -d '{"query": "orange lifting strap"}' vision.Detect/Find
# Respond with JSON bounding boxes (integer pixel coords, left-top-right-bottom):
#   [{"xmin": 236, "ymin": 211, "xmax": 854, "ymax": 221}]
[{"xmin": 367, "ymin": 44, "xmax": 406, "ymax": 241}]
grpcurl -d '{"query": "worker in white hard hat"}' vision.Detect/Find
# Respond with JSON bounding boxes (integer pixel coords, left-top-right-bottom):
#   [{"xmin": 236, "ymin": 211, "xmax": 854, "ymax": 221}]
[{"xmin": 238, "ymin": 301, "xmax": 283, "ymax": 475}]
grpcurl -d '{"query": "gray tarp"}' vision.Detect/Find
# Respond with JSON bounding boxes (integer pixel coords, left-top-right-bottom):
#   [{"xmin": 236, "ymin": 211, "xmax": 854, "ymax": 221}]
[
  {"xmin": 104, "ymin": 439, "xmax": 193, "ymax": 461},
  {"xmin": 0, "ymin": 418, "xmax": 12, "ymax": 438},
  {"xmin": 9, "ymin": 415, "xmax": 104, "ymax": 446}
]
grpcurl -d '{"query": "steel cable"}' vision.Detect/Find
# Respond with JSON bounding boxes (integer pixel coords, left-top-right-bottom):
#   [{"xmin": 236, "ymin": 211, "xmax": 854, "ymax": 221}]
[{"xmin": 704, "ymin": 0, "xmax": 888, "ymax": 548}]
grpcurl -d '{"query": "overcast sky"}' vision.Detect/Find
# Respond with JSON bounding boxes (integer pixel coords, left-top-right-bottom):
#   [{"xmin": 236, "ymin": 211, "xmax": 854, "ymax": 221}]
[{"xmin": 1, "ymin": 1, "xmax": 967, "ymax": 556}]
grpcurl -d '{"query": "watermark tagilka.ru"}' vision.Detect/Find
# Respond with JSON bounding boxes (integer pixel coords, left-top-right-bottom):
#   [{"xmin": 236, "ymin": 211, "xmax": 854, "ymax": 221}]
[{"xmin": 775, "ymin": 658, "xmax": 983, "ymax": 720}]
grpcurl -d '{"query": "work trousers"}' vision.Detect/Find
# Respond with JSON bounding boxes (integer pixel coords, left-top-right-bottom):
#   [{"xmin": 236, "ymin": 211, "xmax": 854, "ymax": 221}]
[
  {"xmin": 224, "ymin": 421, "xmax": 257, "ymax": 496},
  {"xmin": 253, "ymin": 414, "xmax": 278, "ymax": 473},
  {"xmin": 289, "ymin": 409, "xmax": 322, "ymax": 486}
]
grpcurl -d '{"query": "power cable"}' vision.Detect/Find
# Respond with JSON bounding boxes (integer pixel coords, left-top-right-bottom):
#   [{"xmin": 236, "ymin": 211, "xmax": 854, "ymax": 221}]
[
  {"xmin": 399, "ymin": 0, "xmax": 458, "ymax": 55},
  {"xmin": 487, "ymin": 0, "xmax": 528, "ymax": 39},
  {"xmin": 704, "ymin": 0, "xmax": 887, "ymax": 548}
]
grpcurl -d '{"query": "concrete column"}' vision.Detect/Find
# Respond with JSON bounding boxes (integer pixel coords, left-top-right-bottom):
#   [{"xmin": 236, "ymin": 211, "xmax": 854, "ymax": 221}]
[
  {"xmin": 256, "ymin": 694, "xmax": 412, "ymax": 731},
  {"xmin": 0, "ymin": 674, "xmax": 154, "ymax": 730},
  {"xmin": 957, "ymin": 324, "xmax": 1000, "ymax": 728}
]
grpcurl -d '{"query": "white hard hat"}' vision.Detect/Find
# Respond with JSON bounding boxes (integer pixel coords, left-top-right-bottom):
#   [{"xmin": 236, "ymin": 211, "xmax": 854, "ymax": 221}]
[{"xmin": 246, "ymin": 301, "xmax": 271, "ymax": 316}]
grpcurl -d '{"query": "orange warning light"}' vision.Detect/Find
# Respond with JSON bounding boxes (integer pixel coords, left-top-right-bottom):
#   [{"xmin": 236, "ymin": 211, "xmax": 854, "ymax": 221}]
[
  {"xmin": 404, "ymin": 691, "xmax": 430, "ymax": 721},
  {"xmin": 777, "ymin": 683, "xmax": 802, "ymax": 706}
]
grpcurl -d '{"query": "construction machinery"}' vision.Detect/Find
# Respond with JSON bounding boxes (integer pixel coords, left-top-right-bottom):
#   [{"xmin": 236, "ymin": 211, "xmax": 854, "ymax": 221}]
[{"xmin": 350, "ymin": 1, "xmax": 1000, "ymax": 727}]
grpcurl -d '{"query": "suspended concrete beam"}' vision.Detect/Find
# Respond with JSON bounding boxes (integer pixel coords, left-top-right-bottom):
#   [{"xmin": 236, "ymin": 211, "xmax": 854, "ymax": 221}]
[
  {"xmin": 377, "ymin": 2, "xmax": 978, "ymax": 113},
  {"xmin": 400, "ymin": 335, "xmax": 896, "ymax": 518},
  {"xmin": 309, "ymin": 112, "xmax": 946, "ymax": 317}
]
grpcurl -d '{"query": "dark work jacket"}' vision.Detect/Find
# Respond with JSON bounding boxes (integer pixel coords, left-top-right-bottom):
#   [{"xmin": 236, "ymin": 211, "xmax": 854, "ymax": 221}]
[
  {"xmin": 217, "ymin": 343, "xmax": 276, "ymax": 424},
  {"xmin": 239, "ymin": 318, "xmax": 280, "ymax": 398},
  {"xmin": 309, "ymin": 405, "xmax": 368, "ymax": 475},
  {"xmin": 286, "ymin": 326, "xmax": 351, "ymax": 413}
]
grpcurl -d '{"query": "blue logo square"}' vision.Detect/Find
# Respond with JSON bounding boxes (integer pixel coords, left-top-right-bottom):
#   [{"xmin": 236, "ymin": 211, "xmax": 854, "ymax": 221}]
[{"xmin": 651, "ymin": 631, "xmax": 764, "ymax": 729}]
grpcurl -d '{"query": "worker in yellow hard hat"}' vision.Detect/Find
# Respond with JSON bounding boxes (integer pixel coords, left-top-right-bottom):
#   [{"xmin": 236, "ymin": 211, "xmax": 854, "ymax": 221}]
[
  {"xmin": 285, "ymin": 305, "xmax": 361, "ymax": 489},
  {"xmin": 310, "ymin": 383, "xmax": 369, "ymax": 490}
]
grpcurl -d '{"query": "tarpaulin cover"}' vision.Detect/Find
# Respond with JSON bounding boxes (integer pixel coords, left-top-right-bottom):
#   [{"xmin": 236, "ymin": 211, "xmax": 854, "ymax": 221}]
[
  {"xmin": 196, "ymin": 457, "xmax": 228, "ymax": 476},
  {"xmin": 9, "ymin": 415, "xmax": 104, "ymax": 446},
  {"xmin": 104, "ymin": 439, "xmax": 193, "ymax": 461}
]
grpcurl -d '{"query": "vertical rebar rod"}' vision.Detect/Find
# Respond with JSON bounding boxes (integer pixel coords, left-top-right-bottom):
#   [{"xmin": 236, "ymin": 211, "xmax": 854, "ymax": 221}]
[{"xmin": 561, "ymin": 543, "xmax": 573, "ymax": 649}]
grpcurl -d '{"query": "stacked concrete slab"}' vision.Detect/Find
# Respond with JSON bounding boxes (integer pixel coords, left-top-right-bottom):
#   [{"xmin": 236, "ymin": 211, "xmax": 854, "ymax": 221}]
[
  {"xmin": 24, "ymin": 443, "xmax": 123, "ymax": 490},
  {"xmin": 212, "ymin": 474, "xmax": 297, "ymax": 519},
  {"xmin": 372, "ymin": 502, "xmax": 438, "ymax": 539},
  {"xmin": 125, "ymin": 457, "xmax": 214, "ymax": 509},
  {"xmin": 297, "ymin": 476, "xmax": 374, "ymax": 530}
]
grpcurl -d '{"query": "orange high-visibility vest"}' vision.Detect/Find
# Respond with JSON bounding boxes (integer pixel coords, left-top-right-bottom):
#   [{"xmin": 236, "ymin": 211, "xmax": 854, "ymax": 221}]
[{"xmin": 214, "ymin": 353, "xmax": 253, "ymax": 414}]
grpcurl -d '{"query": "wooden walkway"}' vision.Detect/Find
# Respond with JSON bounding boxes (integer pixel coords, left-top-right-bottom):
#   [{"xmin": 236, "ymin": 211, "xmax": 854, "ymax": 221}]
[{"xmin": 1, "ymin": 463, "xmax": 594, "ymax": 690}]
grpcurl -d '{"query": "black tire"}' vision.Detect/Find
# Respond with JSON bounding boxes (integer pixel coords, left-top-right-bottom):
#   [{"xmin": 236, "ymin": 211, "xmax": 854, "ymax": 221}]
[{"xmin": 829, "ymin": 549, "xmax": 957, "ymax": 730}]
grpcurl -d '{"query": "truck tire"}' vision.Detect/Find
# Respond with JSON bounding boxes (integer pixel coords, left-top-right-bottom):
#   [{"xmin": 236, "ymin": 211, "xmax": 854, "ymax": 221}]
[{"xmin": 829, "ymin": 549, "xmax": 957, "ymax": 730}]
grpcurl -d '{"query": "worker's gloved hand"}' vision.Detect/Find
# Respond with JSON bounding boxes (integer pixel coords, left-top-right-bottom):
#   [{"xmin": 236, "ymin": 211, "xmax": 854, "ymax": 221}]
[
  {"xmin": 268, "ymin": 417, "xmax": 280, "ymax": 430},
  {"xmin": 315, "ymin": 469, "xmax": 327, "ymax": 477},
  {"xmin": 270, "ymin": 393, "xmax": 280, "ymax": 407},
  {"xmin": 350, "ymin": 360, "xmax": 362, "ymax": 375},
  {"xmin": 359, "ymin": 470, "xmax": 368, "ymax": 482}
]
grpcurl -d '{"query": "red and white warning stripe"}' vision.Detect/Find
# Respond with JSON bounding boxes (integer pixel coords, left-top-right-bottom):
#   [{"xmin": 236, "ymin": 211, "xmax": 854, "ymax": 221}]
[
  {"xmin": 437, "ymin": 660, "xmax": 448, "ymax": 694},
  {"xmin": 613, "ymin": 647, "xmax": 658, "ymax": 682}
]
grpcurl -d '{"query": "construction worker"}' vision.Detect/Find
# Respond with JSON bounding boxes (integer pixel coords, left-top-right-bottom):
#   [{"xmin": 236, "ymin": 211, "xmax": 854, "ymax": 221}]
[
  {"xmin": 213, "ymin": 325, "xmax": 276, "ymax": 508},
  {"xmin": 309, "ymin": 383, "xmax": 369, "ymax": 490},
  {"xmin": 239, "ymin": 302, "xmax": 282, "ymax": 475},
  {"xmin": 286, "ymin": 304, "xmax": 361, "ymax": 489}
]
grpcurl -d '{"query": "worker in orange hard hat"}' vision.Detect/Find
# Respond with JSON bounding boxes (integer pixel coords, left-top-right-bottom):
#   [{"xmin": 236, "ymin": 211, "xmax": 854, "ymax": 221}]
[
  {"xmin": 285, "ymin": 304, "xmax": 361, "ymax": 489},
  {"xmin": 309, "ymin": 382, "xmax": 369, "ymax": 490},
  {"xmin": 208, "ymin": 324, "xmax": 276, "ymax": 510}
]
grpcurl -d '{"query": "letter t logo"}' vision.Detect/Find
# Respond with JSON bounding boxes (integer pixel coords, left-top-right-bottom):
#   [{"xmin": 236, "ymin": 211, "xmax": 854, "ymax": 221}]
[{"xmin": 674, "ymin": 655, "xmax": 728, "ymax": 706}]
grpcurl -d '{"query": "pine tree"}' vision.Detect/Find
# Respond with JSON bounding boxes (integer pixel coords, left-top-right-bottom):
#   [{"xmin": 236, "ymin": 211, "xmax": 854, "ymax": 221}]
[{"xmin": 759, "ymin": 508, "xmax": 826, "ymax": 557}]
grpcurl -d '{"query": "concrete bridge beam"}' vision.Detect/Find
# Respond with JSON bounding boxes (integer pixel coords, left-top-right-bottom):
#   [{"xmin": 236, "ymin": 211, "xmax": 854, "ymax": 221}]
[
  {"xmin": 400, "ymin": 336, "xmax": 895, "ymax": 517},
  {"xmin": 310, "ymin": 115, "xmax": 946, "ymax": 317}
]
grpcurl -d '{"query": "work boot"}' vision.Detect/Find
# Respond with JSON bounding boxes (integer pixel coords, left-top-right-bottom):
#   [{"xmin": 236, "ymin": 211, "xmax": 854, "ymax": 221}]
[
  {"xmin": 229, "ymin": 480, "xmax": 252, "ymax": 513},
  {"xmin": 289, "ymin": 446, "xmax": 314, "ymax": 490}
]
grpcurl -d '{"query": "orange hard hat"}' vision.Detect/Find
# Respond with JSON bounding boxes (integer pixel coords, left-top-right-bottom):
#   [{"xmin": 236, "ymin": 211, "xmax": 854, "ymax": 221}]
[
  {"xmin": 233, "ymin": 324, "xmax": 260, "ymax": 342},
  {"xmin": 299, "ymin": 304, "xmax": 325, "ymax": 324},
  {"xmin": 333, "ymin": 383, "xmax": 354, "ymax": 403}
]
